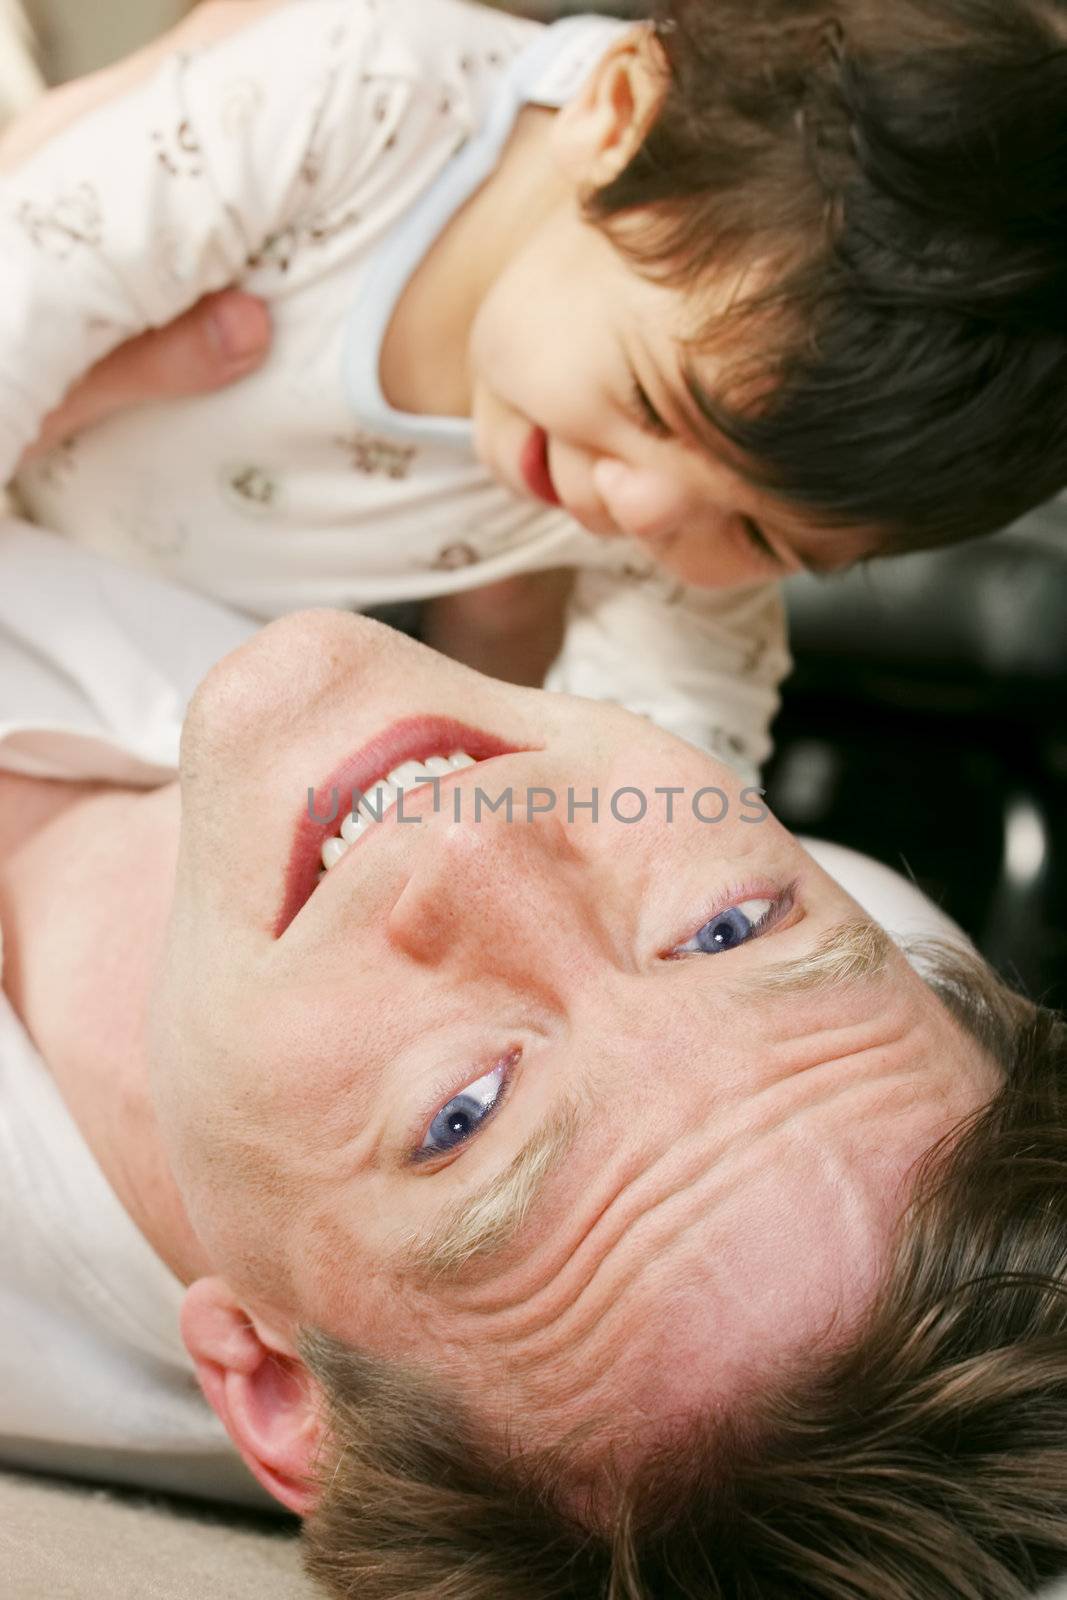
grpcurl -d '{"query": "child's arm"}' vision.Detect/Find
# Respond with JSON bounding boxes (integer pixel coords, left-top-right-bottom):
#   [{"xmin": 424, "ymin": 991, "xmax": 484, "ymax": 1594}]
[
  {"xmin": 542, "ymin": 569, "xmax": 792, "ymax": 785},
  {"xmin": 421, "ymin": 571, "xmax": 575, "ymax": 687},
  {"xmin": 0, "ymin": 0, "xmax": 391, "ymax": 477}
]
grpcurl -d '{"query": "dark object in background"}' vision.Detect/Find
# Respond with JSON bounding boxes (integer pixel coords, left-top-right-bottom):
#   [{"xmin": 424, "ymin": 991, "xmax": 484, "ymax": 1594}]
[{"xmin": 765, "ymin": 536, "xmax": 1067, "ymax": 1010}]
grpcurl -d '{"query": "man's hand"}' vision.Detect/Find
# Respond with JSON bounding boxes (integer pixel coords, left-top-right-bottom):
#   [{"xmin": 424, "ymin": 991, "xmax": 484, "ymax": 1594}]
[
  {"xmin": 1, "ymin": 2, "xmax": 280, "ymax": 468},
  {"xmin": 18, "ymin": 291, "xmax": 271, "ymax": 465}
]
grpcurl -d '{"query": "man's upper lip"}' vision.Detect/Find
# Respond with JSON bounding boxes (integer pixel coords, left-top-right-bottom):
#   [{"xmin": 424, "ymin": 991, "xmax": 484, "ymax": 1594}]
[{"xmin": 275, "ymin": 716, "xmax": 524, "ymax": 936}]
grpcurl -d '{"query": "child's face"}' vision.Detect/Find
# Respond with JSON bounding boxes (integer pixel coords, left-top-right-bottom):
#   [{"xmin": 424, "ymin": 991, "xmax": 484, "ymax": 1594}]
[
  {"xmin": 464, "ymin": 29, "xmax": 869, "ymax": 592},
  {"xmin": 467, "ymin": 198, "xmax": 865, "ymax": 590}
]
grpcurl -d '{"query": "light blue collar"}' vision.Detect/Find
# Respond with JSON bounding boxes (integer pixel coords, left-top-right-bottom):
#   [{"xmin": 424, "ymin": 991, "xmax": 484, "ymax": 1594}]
[{"xmin": 342, "ymin": 14, "xmax": 630, "ymax": 448}]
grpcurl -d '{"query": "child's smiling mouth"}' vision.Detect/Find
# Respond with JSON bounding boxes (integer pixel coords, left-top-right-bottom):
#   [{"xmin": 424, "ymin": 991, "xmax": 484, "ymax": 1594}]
[{"xmin": 519, "ymin": 425, "xmax": 561, "ymax": 507}]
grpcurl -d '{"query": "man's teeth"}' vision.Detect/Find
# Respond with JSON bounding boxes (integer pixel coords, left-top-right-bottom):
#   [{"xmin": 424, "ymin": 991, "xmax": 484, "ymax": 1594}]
[{"xmin": 320, "ymin": 750, "xmax": 476, "ymax": 871}]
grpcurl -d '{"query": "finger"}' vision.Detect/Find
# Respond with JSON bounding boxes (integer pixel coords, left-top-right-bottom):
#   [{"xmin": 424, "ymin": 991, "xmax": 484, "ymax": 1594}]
[
  {"xmin": 117, "ymin": 292, "xmax": 273, "ymax": 397},
  {"xmin": 20, "ymin": 292, "xmax": 271, "ymax": 464}
]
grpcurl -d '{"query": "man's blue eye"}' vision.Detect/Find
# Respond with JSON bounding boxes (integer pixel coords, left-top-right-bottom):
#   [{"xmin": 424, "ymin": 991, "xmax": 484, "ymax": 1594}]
[
  {"xmin": 675, "ymin": 896, "xmax": 774, "ymax": 955},
  {"xmin": 416, "ymin": 1060, "xmax": 509, "ymax": 1161}
]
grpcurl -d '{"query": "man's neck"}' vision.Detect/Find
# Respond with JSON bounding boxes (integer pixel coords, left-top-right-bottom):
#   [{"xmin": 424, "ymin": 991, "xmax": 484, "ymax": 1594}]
[{"xmin": 0, "ymin": 771, "xmax": 212, "ymax": 1285}]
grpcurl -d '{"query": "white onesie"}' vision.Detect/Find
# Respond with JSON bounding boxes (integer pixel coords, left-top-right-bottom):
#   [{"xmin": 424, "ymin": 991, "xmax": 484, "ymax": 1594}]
[
  {"xmin": 0, "ymin": 520, "xmax": 271, "ymax": 1507},
  {"xmin": 1, "ymin": 0, "xmax": 789, "ymax": 783}
]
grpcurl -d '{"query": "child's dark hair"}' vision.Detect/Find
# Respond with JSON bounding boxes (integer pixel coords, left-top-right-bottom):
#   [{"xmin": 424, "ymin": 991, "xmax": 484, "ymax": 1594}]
[{"xmin": 586, "ymin": 0, "xmax": 1067, "ymax": 558}]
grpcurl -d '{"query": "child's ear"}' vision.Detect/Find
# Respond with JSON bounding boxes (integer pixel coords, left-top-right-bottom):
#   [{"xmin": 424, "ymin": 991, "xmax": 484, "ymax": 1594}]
[
  {"xmin": 551, "ymin": 24, "xmax": 669, "ymax": 190},
  {"xmin": 180, "ymin": 1276, "xmax": 326, "ymax": 1515}
]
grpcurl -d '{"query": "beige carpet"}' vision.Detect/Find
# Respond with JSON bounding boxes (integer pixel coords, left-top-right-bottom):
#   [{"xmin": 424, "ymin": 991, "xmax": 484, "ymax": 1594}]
[{"xmin": 0, "ymin": 1470, "xmax": 323, "ymax": 1599}]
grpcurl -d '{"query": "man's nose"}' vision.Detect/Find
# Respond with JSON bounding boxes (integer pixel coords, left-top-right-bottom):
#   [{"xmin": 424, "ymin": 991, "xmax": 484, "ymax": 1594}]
[{"xmin": 384, "ymin": 796, "xmax": 583, "ymax": 979}]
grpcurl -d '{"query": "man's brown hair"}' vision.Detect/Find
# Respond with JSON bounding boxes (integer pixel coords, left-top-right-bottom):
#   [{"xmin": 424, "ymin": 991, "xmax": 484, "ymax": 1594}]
[
  {"xmin": 586, "ymin": 0, "xmax": 1067, "ymax": 559},
  {"xmin": 297, "ymin": 943, "xmax": 1067, "ymax": 1598}
]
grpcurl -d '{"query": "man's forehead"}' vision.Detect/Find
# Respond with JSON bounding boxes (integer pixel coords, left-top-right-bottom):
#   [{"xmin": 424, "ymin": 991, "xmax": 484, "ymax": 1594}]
[
  {"xmin": 728, "ymin": 950, "xmax": 976, "ymax": 1124},
  {"xmin": 409, "ymin": 1036, "xmax": 953, "ymax": 1443}
]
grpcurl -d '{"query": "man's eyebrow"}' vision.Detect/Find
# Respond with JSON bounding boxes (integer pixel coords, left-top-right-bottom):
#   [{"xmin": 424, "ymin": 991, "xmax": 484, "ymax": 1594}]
[
  {"xmin": 390, "ymin": 924, "xmax": 892, "ymax": 1285},
  {"xmin": 741, "ymin": 916, "xmax": 896, "ymax": 999},
  {"xmin": 392, "ymin": 1092, "xmax": 590, "ymax": 1287}
]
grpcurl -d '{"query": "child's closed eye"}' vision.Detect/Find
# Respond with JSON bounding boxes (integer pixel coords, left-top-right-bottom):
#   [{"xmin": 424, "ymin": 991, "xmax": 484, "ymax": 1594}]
[
  {"xmin": 628, "ymin": 373, "xmax": 673, "ymax": 440},
  {"xmin": 737, "ymin": 514, "xmax": 786, "ymax": 568}
]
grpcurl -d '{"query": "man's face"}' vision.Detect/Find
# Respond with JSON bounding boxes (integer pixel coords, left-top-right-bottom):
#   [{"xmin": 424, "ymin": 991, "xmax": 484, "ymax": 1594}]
[
  {"xmin": 467, "ymin": 158, "xmax": 865, "ymax": 590},
  {"xmin": 153, "ymin": 611, "xmax": 999, "ymax": 1469}
]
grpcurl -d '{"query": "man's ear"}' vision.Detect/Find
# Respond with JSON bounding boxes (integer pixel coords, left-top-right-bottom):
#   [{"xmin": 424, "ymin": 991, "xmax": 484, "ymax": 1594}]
[
  {"xmin": 551, "ymin": 24, "xmax": 669, "ymax": 190},
  {"xmin": 181, "ymin": 1276, "xmax": 326, "ymax": 1516}
]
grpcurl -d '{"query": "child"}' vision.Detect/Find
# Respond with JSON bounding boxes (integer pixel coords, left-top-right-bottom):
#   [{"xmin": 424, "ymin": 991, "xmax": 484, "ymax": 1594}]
[{"xmin": 1, "ymin": 0, "xmax": 1064, "ymax": 781}]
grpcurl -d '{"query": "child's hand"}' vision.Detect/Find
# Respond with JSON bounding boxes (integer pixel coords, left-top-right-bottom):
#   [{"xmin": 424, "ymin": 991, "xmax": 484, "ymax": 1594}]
[{"xmin": 18, "ymin": 290, "xmax": 271, "ymax": 466}]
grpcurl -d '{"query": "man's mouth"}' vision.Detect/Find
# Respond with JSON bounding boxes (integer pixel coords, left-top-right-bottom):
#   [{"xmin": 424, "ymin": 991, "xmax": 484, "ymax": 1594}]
[
  {"xmin": 275, "ymin": 717, "xmax": 523, "ymax": 935},
  {"xmin": 520, "ymin": 425, "xmax": 560, "ymax": 506},
  {"xmin": 318, "ymin": 750, "xmax": 476, "ymax": 872}
]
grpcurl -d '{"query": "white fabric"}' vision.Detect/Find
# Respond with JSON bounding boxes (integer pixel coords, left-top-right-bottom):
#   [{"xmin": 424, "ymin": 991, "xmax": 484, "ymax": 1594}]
[
  {"xmin": 0, "ymin": 520, "xmax": 971, "ymax": 1504},
  {"xmin": 3, "ymin": 0, "xmax": 789, "ymax": 781},
  {"xmin": 0, "ymin": 521, "xmax": 268, "ymax": 1507},
  {"xmin": 798, "ymin": 836, "xmax": 969, "ymax": 958}
]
